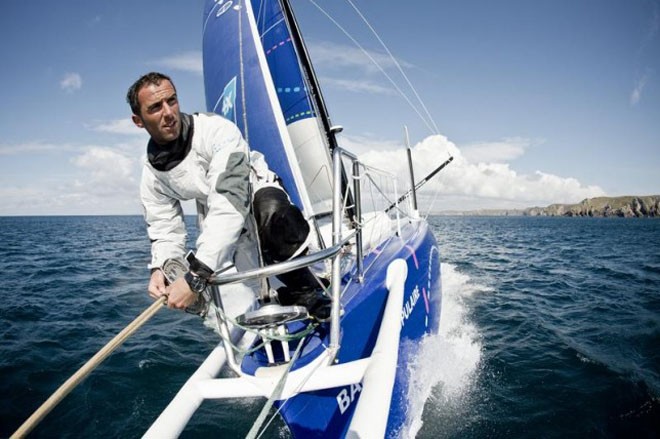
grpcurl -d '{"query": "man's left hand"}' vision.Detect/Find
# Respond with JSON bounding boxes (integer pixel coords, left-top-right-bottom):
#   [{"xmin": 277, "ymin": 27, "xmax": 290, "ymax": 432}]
[{"xmin": 165, "ymin": 277, "xmax": 198, "ymax": 309}]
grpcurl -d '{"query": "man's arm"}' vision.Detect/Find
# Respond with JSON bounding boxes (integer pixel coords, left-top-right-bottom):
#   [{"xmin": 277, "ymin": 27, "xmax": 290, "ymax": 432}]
[
  {"xmin": 141, "ymin": 170, "xmax": 189, "ymax": 306},
  {"xmin": 141, "ymin": 171, "xmax": 188, "ymax": 270}
]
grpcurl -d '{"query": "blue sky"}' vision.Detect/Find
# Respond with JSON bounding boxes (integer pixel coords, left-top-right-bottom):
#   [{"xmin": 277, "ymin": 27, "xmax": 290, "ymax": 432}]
[{"xmin": 1, "ymin": 0, "xmax": 658, "ymax": 215}]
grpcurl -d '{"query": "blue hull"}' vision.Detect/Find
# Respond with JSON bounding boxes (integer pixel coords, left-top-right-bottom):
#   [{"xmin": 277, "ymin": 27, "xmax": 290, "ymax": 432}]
[{"xmin": 241, "ymin": 220, "xmax": 442, "ymax": 436}]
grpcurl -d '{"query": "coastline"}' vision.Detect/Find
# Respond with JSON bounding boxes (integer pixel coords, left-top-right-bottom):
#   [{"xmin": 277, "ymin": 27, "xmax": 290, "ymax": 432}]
[{"xmin": 436, "ymin": 195, "xmax": 660, "ymax": 218}]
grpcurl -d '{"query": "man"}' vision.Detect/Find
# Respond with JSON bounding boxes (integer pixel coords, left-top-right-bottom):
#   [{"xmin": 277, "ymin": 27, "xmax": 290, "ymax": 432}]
[{"xmin": 127, "ymin": 72, "xmax": 329, "ymax": 317}]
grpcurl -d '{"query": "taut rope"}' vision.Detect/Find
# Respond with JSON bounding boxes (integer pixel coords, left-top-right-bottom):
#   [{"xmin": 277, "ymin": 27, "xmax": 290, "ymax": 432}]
[{"xmin": 11, "ymin": 296, "xmax": 166, "ymax": 438}]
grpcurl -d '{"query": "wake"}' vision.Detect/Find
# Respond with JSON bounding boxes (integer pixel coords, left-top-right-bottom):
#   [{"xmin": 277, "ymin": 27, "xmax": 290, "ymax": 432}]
[{"xmin": 402, "ymin": 263, "xmax": 484, "ymax": 438}]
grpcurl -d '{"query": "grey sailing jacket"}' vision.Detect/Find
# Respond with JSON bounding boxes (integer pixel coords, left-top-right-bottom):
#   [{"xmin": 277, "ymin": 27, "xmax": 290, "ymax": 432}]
[{"xmin": 140, "ymin": 112, "xmax": 275, "ymax": 272}]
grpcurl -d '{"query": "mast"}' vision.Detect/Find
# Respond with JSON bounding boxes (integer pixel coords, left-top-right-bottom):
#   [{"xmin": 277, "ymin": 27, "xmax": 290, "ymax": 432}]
[
  {"xmin": 404, "ymin": 126, "xmax": 418, "ymax": 211},
  {"xmin": 278, "ymin": 0, "xmax": 336, "ymax": 150},
  {"xmin": 278, "ymin": 0, "xmax": 356, "ymax": 222}
]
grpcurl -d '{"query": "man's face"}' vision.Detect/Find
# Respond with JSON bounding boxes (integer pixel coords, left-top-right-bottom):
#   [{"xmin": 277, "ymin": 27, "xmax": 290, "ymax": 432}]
[{"xmin": 132, "ymin": 80, "xmax": 181, "ymax": 145}]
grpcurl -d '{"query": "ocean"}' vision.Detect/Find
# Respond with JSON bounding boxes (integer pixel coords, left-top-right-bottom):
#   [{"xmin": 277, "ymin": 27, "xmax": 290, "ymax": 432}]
[{"xmin": 1, "ymin": 215, "xmax": 658, "ymax": 438}]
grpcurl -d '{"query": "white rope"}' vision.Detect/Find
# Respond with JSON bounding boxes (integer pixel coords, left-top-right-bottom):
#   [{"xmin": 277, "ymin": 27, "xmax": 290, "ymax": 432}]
[
  {"xmin": 257, "ymin": 345, "xmax": 333, "ymax": 436},
  {"xmin": 246, "ymin": 334, "xmax": 307, "ymax": 439},
  {"xmin": 307, "ymin": 0, "xmax": 438, "ymax": 136},
  {"xmin": 11, "ymin": 297, "xmax": 166, "ymax": 438},
  {"xmin": 344, "ymin": 0, "xmax": 440, "ymax": 134}
]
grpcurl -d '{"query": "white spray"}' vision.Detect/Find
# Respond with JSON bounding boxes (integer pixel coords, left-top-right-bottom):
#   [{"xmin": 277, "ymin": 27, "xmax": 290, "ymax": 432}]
[{"xmin": 401, "ymin": 263, "xmax": 484, "ymax": 438}]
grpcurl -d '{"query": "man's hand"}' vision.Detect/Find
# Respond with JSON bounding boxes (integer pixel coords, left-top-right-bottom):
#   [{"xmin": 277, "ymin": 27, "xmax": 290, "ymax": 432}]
[
  {"xmin": 165, "ymin": 277, "xmax": 198, "ymax": 309},
  {"xmin": 148, "ymin": 269, "xmax": 167, "ymax": 299}
]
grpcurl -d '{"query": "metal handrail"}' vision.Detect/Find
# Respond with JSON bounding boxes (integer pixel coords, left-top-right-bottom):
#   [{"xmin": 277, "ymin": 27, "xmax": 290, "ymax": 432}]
[
  {"xmin": 207, "ymin": 145, "xmax": 403, "ymax": 360},
  {"xmin": 207, "ymin": 232, "xmax": 355, "ymax": 286}
]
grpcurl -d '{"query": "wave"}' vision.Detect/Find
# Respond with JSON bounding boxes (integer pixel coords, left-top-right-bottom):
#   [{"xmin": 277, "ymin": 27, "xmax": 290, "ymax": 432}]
[{"xmin": 402, "ymin": 263, "xmax": 484, "ymax": 438}]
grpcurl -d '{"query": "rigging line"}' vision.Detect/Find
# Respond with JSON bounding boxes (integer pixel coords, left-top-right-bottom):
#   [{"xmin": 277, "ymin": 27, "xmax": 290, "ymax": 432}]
[
  {"xmin": 11, "ymin": 297, "xmax": 167, "ymax": 439},
  {"xmin": 239, "ymin": 0, "xmax": 249, "ymax": 142},
  {"xmin": 255, "ymin": 0, "xmax": 265, "ymax": 33},
  {"xmin": 248, "ymin": 333, "xmax": 307, "ymax": 439},
  {"xmin": 344, "ymin": 0, "xmax": 440, "ymax": 134},
  {"xmin": 307, "ymin": 0, "xmax": 437, "ymax": 136},
  {"xmin": 262, "ymin": 347, "xmax": 335, "ymax": 435},
  {"xmin": 421, "ymin": 153, "xmax": 452, "ymax": 219},
  {"xmin": 255, "ymin": 0, "xmax": 283, "ymax": 39},
  {"xmin": 423, "ymin": 187, "xmax": 442, "ymax": 220},
  {"xmin": 364, "ymin": 170, "xmax": 397, "ymax": 209}
]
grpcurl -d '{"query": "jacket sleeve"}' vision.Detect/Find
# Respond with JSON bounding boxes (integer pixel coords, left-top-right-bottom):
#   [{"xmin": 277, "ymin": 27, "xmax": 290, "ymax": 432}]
[
  {"xmin": 140, "ymin": 168, "xmax": 187, "ymax": 269},
  {"xmin": 194, "ymin": 116, "xmax": 251, "ymax": 272}
]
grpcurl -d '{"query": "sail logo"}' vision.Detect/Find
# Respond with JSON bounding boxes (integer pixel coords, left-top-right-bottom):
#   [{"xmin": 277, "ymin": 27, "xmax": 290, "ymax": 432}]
[
  {"xmin": 336, "ymin": 383, "xmax": 363, "ymax": 414},
  {"xmin": 214, "ymin": 0, "xmax": 233, "ymax": 17},
  {"xmin": 219, "ymin": 77, "xmax": 237, "ymax": 123},
  {"xmin": 401, "ymin": 285, "xmax": 421, "ymax": 326}
]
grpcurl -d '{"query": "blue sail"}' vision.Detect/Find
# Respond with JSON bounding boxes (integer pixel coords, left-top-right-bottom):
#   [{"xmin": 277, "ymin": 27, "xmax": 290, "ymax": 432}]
[
  {"xmin": 203, "ymin": 0, "xmax": 334, "ymax": 216},
  {"xmin": 253, "ymin": 0, "xmax": 314, "ymax": 125}
]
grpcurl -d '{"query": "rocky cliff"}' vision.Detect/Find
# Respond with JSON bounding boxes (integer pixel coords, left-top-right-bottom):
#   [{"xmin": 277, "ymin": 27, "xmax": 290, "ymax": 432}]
[{"xmin": 524, "ymin": 195, "xmax": 660, "ymax": 218}]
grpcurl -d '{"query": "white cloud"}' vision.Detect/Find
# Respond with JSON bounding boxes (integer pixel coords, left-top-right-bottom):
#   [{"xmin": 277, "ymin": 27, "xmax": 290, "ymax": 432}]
[
  {"xmin": 0, "ymin": 145, "xmax": 140, "ymax": 215},
  {"xmin": 0, "ymin": 140, "xmax": 142, "ymax": 215},
  {"xmin": 71, "ymin": 147, "xmax": 137, "ymax": 193},
  {"xmin": 60, "ymin": 72, "xmax": 82, "ymax": 93},
  {"xmin": 0, "ymin": 133, "xmax": 606, "ymax": 215},
  {"xmin": 338, "ymin": 134, "xmax": 402, "ymax": 155},
  {"xmin": 309, "ymin": 41, "xmax": 410, "ymax": 75},
  {"xmin": 87, "ymin": 15, "xmax": 102, "ymax": 27},
  {"xmin": 0, "ymin": 186, "xmax": 56, "ymax": 216},
  {"xmin": 90, "ymin": 118, "xmax": 146, "ymax": 136},
  {"xmin": 630, "ymin": 70, "xmax": 652, "ymax": 106},
  {"xmin": 150, "ymin": 51, "xmax": 203, "ymax": 74},
  {"xmin": 0, "ymin": 141, "xmax": 73, "ymax": 156},
  {"xmin": 354, "ymin": 134, "xmax": 605, "ymax": 211},
  {"xmin": 320, "ymin": 76, "xmax": 395, "ymax": 95},
  {"xmin": 310, "ymin": 40, "xmax": 425, "ymax": 105},
  {"xmin": 461, "ymin": 137, "xmax": 540, "ymax": 163},
  {"xmin": 0, "ymin": 182, "xmax": 141, "ymax": 216}
]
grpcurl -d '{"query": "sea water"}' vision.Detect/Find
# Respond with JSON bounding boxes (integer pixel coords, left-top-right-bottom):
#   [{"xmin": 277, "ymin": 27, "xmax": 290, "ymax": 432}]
[
  {"xmin": 416, "ymin": 216, "xmax": 659, "ymax": 438},
  {"xmin": 1, "ymin": 216, "xmax": 658, "ymax": 438}
]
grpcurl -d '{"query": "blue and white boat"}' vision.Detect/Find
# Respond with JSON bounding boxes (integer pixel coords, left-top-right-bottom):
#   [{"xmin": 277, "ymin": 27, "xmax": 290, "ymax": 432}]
[{"xmin": 145, "ymin": 0, "xmax": 445, "ymax": 436}]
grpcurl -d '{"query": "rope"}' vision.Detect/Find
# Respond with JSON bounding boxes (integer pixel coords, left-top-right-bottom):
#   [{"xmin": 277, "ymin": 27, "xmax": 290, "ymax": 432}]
[
  {"xmin": 246, "ymin": 332, "xmax": 307, "ymax": 439},
  {"xmin": 344, "ymin": 0, "xmax": 440, "ymax": 134},
  {"xmin": 11, "ymin": 296, "xmax": 167, "ymax": 439},
  {"xmin": 261, "ymin": 342, "xmax": 332, "ymax": 433},
  {"xmin": 307, "ymin": 0, "xmax": 438, "ymax": 136}
]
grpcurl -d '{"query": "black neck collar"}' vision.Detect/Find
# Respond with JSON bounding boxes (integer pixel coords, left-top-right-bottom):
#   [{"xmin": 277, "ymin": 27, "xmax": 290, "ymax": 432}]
[{"xmin": 147, "ymin": 112, "xmax": 194, "ymax": 171}]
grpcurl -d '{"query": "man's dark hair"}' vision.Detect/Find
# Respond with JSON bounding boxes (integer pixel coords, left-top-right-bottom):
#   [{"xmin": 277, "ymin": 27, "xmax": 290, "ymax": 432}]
[{"xmin": 126, "ymin": 72, "xmax": 175, "ymax": 116}]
